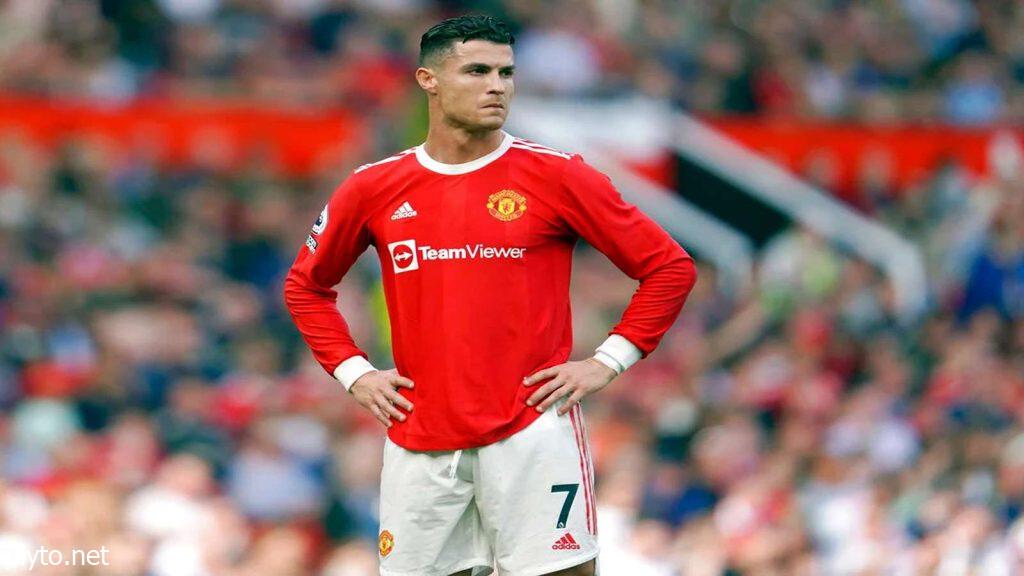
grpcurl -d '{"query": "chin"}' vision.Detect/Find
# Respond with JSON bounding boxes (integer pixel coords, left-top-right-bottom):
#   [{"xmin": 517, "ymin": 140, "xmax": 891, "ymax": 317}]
[{"xmin": 475, "ymin": 116, "xmax": 506, "ymax": 131}]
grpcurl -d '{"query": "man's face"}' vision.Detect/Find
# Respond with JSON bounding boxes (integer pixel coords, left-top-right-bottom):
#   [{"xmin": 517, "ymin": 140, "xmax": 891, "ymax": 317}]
[{"xmin": 424, "ymin": 40, "xmax": 515, "ymax": 132}]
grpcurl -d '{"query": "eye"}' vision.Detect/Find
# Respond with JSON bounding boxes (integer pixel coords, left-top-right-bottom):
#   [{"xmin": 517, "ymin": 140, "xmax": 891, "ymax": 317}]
[{"xmin": 501, "ymin": 69, "xmax": 515, "ymax": 77}]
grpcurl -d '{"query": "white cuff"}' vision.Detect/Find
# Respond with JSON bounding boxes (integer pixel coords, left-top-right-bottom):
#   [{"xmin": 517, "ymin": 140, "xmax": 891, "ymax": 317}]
[
  {"xmin": 593, "ymin": 335, "xmax": 642, "ymax": 375},
  {"xmin": 333, "ymin": 356, "xmax": 378, "ymax": 392}
]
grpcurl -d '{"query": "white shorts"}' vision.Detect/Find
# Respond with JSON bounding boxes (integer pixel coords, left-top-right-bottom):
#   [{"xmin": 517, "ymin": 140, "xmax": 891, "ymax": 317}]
[{"xmin": 377, "ymin": 402, "xmax": 599, "ymax": 576}]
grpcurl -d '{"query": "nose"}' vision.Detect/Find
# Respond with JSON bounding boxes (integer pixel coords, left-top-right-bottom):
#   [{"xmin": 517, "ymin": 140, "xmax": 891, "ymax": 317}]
[{"xmin": 487, "ymin": 70, "xmax": 506, "ymax": 94}]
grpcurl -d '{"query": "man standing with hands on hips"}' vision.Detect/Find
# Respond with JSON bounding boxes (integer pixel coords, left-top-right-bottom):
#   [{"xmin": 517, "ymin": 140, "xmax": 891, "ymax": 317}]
[{"xmin": 284, "ymin": 14, "xmax": 697, "ymax": 576}]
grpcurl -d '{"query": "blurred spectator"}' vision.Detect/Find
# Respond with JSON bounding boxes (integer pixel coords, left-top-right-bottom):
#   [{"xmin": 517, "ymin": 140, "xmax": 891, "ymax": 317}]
[{"xmin": 0, "ymin": 0, "xmax": 1021, "ymax": 120}]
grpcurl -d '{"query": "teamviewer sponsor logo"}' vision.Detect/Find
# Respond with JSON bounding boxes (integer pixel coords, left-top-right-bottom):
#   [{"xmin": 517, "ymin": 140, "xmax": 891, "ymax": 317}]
[
  {"xmin": 418, "ymin": 244, "xmax": 525, "ymax": 260},
  {"xmin": 387, "ymin": 239, "xmax": 525, "ymax": 274},
  {"xmin": 388, "ymin": 240, "xmax": 419, "ymax": 273}
]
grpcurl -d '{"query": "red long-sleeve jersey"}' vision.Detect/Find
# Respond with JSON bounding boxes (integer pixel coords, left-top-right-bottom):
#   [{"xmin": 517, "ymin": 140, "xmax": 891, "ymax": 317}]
[{"xmin": 284, "ymin": 132, "xmax": 696, "ymax": 450}]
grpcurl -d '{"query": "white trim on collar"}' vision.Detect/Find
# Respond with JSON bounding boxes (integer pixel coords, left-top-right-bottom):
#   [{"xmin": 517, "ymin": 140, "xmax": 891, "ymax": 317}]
[{"xmin": 414, "ymin": 132, "xmax": 514, "ymax": 175}]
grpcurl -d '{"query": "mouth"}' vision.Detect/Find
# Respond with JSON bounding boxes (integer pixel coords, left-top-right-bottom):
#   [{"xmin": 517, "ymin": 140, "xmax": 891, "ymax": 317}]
[{"xmin": 482, "ymin": 103, "xmax": 505, "ymax": 110}]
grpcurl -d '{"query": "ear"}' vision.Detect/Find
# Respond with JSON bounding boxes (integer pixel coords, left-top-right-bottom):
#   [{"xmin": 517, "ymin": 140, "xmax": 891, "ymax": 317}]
[{"xmin": 415, "ymin": 67, "xmax": 438, "ymax": 95}]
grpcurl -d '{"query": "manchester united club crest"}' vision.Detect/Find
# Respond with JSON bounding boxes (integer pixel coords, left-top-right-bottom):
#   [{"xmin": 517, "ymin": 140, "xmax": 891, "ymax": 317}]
[
  {"xmin": 486, "ymin": 190, "xmax": 527, "ymax": 222},
  {"xmin": 378, "ymin": 530, "xmax": 394, "ymax": 557}
]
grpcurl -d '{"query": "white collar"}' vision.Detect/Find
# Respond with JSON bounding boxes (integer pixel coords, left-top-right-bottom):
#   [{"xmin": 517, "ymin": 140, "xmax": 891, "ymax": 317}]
[{"xmin": 414, "ymin": 131, "xmax": 513, "ymax": 175}]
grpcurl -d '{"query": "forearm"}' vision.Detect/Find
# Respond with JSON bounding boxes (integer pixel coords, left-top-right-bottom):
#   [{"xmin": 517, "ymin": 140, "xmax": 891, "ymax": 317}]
[
  {"xmin": 605, "ymin": 253, "xmax": 698, "ymax": 361},
  {"xmin": 283, "ymin": 269, "xmax": 370, "ymax": 384}
]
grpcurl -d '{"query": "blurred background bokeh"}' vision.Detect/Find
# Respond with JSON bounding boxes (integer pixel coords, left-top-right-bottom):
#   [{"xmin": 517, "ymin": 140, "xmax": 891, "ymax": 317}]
[{"xmin": 0, "ymin": 1, "xmax": 1022, "ymax": 574}]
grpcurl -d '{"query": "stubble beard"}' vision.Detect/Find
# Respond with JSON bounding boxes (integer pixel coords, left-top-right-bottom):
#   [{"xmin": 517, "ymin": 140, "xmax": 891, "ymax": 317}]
[{"xmin": 442, "ymin": 108, "xmax": 507, "ymax": 135}]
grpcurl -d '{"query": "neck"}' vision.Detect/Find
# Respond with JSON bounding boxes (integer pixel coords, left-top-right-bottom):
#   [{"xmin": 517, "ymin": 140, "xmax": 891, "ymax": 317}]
[{"xmin": 422, "ymin": 119, "xmax": 505, "ymax": 165}]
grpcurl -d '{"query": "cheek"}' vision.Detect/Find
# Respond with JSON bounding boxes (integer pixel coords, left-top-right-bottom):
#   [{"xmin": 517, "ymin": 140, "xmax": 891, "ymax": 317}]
[
  {"xmin": 437, "ymin": 87, "xmax": 457, "ymax": 111},
  {"xmin": 442, "ymin": 84, "xmax": 477, "ymax": 112}
]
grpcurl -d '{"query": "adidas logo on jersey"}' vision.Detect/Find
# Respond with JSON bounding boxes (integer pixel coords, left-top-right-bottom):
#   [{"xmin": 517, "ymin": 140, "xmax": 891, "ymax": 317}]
[
  {"xmin": 391, "ymin": 202, "xmax": 418, "ymax": 220},
  {"xmin": 551, "ymin": 533, "xmax": 581, "ymax": 550}
]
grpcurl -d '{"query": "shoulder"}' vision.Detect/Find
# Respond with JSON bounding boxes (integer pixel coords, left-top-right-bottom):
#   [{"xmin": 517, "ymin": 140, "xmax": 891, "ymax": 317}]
[
  {"xmin": 507, "ymin": 136, "xmax": 575, "ymax": 165},
  {"xmin": 505, "ymin": 137, "xmax": 612, "ymax": 193},
  {"xmin": 506, "ymin": 137, "xmax": 603, "ymax": 183},
  {"xmin": 337, "ymin": 146, "xmax": 419, "ymax": 205},
  {"xmin": 325, "ymin": 147, "xmax": 417, "ymax": 209},
  {"xmin": 351, "ymin": 146, "xmax": 418, "ymax": 178}
]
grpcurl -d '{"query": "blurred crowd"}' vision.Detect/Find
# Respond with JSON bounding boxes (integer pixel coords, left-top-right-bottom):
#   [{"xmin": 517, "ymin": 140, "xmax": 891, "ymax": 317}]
[
  {"xmin": 0, "ymin": 122, "xmax": 1021, "ymax": 575},
  {"xmin": 1, "ymin": 0, "xmax": 1024, "ymax": 122},
  {"xmin": 1, "ymin": 1, "xmax": 1024, "ymax": 576}
]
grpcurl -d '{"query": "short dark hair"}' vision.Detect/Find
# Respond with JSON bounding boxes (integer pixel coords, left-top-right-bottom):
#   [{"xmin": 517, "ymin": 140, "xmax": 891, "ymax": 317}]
[{"xmin": 419, "ymin": 15, "xmax": 515, "ymax": 67}]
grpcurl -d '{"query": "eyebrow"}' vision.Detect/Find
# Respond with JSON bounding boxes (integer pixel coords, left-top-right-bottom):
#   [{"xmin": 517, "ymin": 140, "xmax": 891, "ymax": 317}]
[{"xmin": 461, "ymin": 63, "xmax": 516, "ymax": 73}]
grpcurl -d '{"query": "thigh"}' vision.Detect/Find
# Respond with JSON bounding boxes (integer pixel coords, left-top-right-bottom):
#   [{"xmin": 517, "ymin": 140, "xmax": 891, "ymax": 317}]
[
  {"xmin": 475, "ymin": 403, "xmax": 600, "ymax": 576},
  {"xmin": 379, "ymin": 440, "xmax": 492, "ymax": 576}
]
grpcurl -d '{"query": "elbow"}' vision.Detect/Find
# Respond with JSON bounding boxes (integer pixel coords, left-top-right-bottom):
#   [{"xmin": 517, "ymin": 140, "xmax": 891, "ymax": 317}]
[
  {"xmin": 680, "ymin": 253, "xmax": 698, "ymax": 293},
  {"xmin": 662, "ymin": 249, "xmax": 697, "ymax": 301},
  {"xmin": 282, "ymin": 267, "xmax": 337, "ymax": 314},
  {"xmin": 282, "ymin": 267, "xmax": 314, "ymax": 312},
  {"xmin": 640, "ymin": 246, "xmax": 698, "ymax": 295},
  {"xmin": 282, "ymin": 269, "xmax": 300, "ymax": 312}
]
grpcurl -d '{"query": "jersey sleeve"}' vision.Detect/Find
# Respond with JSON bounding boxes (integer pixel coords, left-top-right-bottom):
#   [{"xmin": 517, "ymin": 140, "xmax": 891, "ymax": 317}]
[
  {"xmin": 283, "ymin": 172, "xmax": 373, "ymax": 378},
  {"xmin": 558, "ymin": 154, "xmax": 697, "ymax": 357}
]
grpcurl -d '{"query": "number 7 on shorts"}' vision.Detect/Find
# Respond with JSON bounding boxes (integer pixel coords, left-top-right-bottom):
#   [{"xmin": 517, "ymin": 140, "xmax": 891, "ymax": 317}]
[{"xmin": 550, "ymin": 483, "xmax": 579, "ymax": 529}]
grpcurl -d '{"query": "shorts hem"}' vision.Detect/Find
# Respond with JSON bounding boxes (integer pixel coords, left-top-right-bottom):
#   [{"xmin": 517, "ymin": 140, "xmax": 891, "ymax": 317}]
[
  {"xmin": 380, "ymin": 557, "xmax": 493, "ymax": 576},
  {"xmin": 502, "ymin": 547, "xmax": 599, "ymax": 576}
]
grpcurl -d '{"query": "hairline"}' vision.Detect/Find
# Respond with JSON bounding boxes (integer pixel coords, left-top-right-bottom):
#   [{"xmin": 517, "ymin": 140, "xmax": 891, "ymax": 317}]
[{"xmin": 420, "ymin": 38, "xmax": 514, "ymax": 69}]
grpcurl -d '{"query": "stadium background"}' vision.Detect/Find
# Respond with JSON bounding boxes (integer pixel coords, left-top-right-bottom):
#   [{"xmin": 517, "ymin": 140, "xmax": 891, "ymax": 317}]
[{"xmin": 0, "ymin": 0, "xmax": 1022, "ymax": 574}]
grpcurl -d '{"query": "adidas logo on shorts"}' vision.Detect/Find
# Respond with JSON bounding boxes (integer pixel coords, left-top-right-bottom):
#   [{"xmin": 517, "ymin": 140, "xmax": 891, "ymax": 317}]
[
  {"xmin": 551, "ymin": 532, "xmax": 581, "ymax": 550},
  {"xmin": 391, "ymin": 201, "xmax": 418, "ymax": 220}
]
